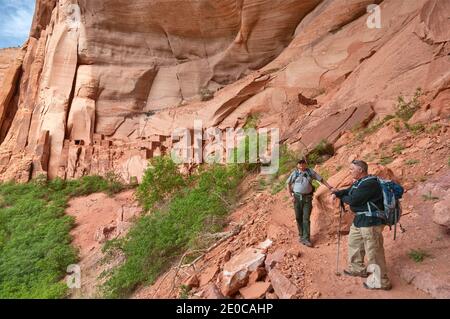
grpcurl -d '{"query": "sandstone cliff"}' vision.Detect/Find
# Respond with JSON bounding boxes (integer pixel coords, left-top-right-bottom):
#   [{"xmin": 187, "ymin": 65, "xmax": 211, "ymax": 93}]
[
  {"xmin": 0, "ymin": 48, "xmax": 20, "ymax": 87},
  {"xmin": 0, "ymin": 0, "xmax": 448, "ymax": 183}
]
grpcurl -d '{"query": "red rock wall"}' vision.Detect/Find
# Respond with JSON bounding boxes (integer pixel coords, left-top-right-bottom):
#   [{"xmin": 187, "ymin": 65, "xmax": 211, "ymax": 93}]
[{"xmin": 0, "ymin": 0, "xmax": 448, "ymax": 183}]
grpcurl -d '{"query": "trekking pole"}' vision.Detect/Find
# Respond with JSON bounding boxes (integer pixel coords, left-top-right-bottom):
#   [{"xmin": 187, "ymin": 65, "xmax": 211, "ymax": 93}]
[
  {"xmin": 394, "ymin": 210, "xmax": 397, "ymax": 241},
  {"xmin": 335, "ymin": 200, "xmax": 344, "ymax": 276}
]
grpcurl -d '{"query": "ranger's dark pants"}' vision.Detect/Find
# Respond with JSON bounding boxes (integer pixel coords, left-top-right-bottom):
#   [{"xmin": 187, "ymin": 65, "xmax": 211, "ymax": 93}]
[{"xmin": 293, "ymin": 193, "xmax": 313, "ymax": 241}]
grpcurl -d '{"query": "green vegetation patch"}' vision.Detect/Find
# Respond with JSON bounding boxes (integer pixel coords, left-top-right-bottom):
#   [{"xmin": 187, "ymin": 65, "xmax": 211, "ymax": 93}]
[
  {"xmin": 405, "ymin": 159, "xmax": 420, "ymax": 166},
  {"xmin": 392, "ymin": 144, "xmax": 405, "ymax": 155},
  {"xmin": 379, "ymin": 156, "xmax": 394, "ymax": 166},
  {"xmin": 355, "ymin": 115, "xmax": 395, "ymax": 142},
  {"xmin": 102, "ymin": 159, "xmax": 248, "ymax": 298},
  {"xmin": 408, "ymin": 249, "xmax": 430, "ymax": 263},
  {"xmin": 0, "ymin": 175, "xmax": 125, "ymax": 298},
  {"xmin": 395, "ymin": 88, "xmax": 422, "ymax": 121},
  {"xmin": 136, "ymin": 157, "xmax": 186, "ymax": 211},
  {"xmin": 307, "ymin": 140, "xmax": 334, "ymax": 166},
  {"xmin": 421, "ymin": 191, "xmax": 439, "ymax": 201}
]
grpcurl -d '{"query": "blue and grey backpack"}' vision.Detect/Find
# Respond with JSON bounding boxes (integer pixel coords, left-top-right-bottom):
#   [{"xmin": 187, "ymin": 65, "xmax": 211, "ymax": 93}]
[{"xmin": 357, "ymin": 176, "xmax": 405, "ymax": 239}]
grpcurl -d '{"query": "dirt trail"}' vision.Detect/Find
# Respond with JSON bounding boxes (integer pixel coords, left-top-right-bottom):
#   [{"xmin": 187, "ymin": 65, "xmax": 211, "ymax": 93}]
[
  {"xmin": 267, "ymin": 193, "xmax": 430, "ymax": 299},
  {"xmin": 66, "ymin": 190, "xmax": 141, "ymax": 298}
]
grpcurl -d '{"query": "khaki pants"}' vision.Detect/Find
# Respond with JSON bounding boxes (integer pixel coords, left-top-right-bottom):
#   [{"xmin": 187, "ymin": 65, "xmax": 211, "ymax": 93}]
[{"xmin": 348, "ymin": 224, "xmax": 391, "ymax": 288}]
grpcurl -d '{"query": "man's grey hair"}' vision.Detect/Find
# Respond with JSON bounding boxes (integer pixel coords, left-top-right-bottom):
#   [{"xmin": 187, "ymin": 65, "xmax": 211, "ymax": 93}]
[{"xmin": 351, "ymin": 160, "xmax": 368, "ymax": 173}]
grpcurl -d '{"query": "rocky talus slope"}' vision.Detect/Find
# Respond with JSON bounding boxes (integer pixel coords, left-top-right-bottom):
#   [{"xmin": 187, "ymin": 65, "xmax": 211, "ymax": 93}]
[{"xmin": 131, "ymin": 120, "xmax": 450, "ymax": 299}]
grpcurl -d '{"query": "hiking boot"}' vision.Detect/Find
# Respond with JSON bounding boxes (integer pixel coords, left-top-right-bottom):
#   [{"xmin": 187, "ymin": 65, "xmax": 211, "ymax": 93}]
[
  {"xmin": 343, "ymin": 269, "xmax": 369, "ymax": 278},
  {"xmin": 300, "ymin": 239, "xmax": 313, "ymax": 248},
  {"xmin": 363, "ymin": 282, "xmax": 392, "ymax": 291}
]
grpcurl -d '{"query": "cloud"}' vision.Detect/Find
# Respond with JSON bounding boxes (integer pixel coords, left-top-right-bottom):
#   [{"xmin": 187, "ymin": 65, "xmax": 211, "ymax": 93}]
[{"xmin": 0, "ymin": 0, "xmax": 35, "ymax": 48}]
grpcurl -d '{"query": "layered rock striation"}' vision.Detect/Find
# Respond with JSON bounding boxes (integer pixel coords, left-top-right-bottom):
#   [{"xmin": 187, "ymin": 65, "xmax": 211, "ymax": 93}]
[{"xmin": 0, "ymin": 0, "xmax": 448, "ymax": 183}]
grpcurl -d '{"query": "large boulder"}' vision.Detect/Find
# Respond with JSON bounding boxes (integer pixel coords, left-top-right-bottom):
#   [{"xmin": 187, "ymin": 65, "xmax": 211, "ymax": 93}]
[
  {"xmin": 202, "ymin": 283, "xmax": 225, "ymax": 299},
  {"xmin": 265, "ymin": 249, "xmax": 286, "ymax": 272},
  {"xmin": 433, "ymin": 195, "xmax": 450, "ymax": 229},
  {"xmin": 268, "ymin": 269, "xmax": 299, "ymax": 299},
  {"xmin": 414, "ymin": 173, "xmax": 450, "ymax": 229},
  {"xmin": 221, "ymin": 247, "xmax": 266, "ymax": 297},
  {"xmin": 199, "ymin": 265, "xmax": 219, "ymax": 287},
  {"xmin": 239, "ymin": 282, "xmax": 272, "ymax": 299}
]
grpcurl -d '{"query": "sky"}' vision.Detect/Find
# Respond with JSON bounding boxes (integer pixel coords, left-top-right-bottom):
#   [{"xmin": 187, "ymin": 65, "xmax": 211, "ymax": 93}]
[{"xmin": 0, "ymin": 0, "xmax": 35, "ymax": 48}]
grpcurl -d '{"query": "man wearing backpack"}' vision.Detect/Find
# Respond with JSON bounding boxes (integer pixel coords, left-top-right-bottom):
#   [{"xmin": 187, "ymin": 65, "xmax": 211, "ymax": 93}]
[
  {"xmin": 286, "ymin": 160, "xmax": 333, "ymax": 248},
  {"xmin": 331, "ymin": 160, "xmax": 392, "ymax": 290}
]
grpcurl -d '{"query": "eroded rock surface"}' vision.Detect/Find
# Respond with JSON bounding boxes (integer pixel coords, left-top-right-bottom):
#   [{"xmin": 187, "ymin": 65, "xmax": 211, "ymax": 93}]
[{"xmin": 0, "ymin": 0, "xmax": 448, "ymax": 184}]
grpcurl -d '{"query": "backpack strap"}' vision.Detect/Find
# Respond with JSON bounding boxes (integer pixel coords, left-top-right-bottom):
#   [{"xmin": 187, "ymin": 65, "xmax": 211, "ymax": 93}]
[
  {"xmin": 293, "ymin": 169, "xmax": 300, "ymax": 181},
  {"xmin": 293, "ymin": 169, "xmax": 313, "ymax": 184},
  {"xmin": 305, "ymin": 168, "xmax": 314, "ymax": 184},
  {"xmin": 359, "ymin": 175, "xmax": 378, "ymax": 185},
  {"xmin": 349, "ymin": 175, "xmax": 377, "ymax": 195},
  {"xmin": 354, "ymin": 176, "xmax": 384, "ymax": 218},
  {"xmin": 356, "ymin": 202, "xmax": 384, "ymax": 218}
]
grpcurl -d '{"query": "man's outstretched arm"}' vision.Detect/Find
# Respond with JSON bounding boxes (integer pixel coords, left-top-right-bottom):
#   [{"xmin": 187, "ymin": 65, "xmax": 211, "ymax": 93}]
[{"xmin": 310, "ymin": 169, "xmax": 335, "ymax": 191}]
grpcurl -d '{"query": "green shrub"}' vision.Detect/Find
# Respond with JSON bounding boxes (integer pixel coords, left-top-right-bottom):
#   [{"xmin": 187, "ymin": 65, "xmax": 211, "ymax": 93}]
[
  {"xmin": 392, "ymin": 144, "xmax": 405, "ymax": 155},
  {"xmin": 199, "ymin": 88, "xmax": 214, "ymax": 101},
  {"xmin": 257, "ymin": 178, "xmax": 267, "ymax": 191},
  {"xmin": 229, "ymin": 129, "xmax": 264, "ymax": 174},
  {"xmin": 136, "ymin": 157, "xmax": 186, "ymax": 211},
  {"xmin": 422, "ymin": 191, "xmax": 439, "ymax": 201},
  {"xmin": 277, "ymin": 145, "xmax": 298, "ymax": 177},
  {"xmin": 307, "ymin": 140, "xmax": 334, "ymax": 165},
  {"xmin": 426, "ymin": 124, "xmax": 441, "ymax": 134},
  {"xmin": 102, "ymin": 164, "xmax": 246, "ymax": 298},
  {"xmin": 267, "ymin": 144, "xmax": 299, "ymax": 195},
  {"xmin": 0, "ymin": 175, "xmax": 124, "ymax": 298},
  {"xmin": 355, "ymin": 115, "xmax": 395, "ymax": 141},
  {"xmin": 363, "ymin": 152, "xmax": 376, "ymax": 162},
  {"xmin": 405, "ymin": 159, "xmax": 420, "ymax": 166},
  {"xmin": 379, "ymin": 156, "xmax": 394, "ymax": 166},
  {"xmin": 395, "ymin": 88, "xmax": 422, "ymax": 121},
  {"xmin": 408, "ymin": 249, "xmax": 430, "ymax": 263},
  {"xmin": 318, "ymin": 168, "xmax": 330, "ymax": 181},
  {"xmin": 405, "ymin": 123, "xmax": 425, "ymax": 135},
  {"xmin": 312, "ymin": 180, "xmax": 321, "ymax": 191},
  {"xmin": 243, "ymin": 113, "xmax": 260, "ymax": 130},
  {"xmin": 104, "ymin": 172, "xmax": 126, "ymax": 195},
  {"xmin": 271, "ymin": 180, "xmax": 286, "ymax": 195},
  {"xmin": 178, "ymin": 285, "xmax": 190, "ymax": 299},
  {"xmin": 393, "ymin": 120, "xmax": 403, "ymax": 132}
]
